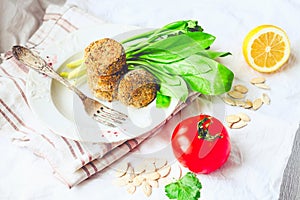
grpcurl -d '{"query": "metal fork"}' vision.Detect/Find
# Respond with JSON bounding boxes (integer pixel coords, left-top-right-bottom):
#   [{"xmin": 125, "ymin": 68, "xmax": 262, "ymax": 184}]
[{"xmin": 12, "ymin": 45, "xmax": 127, "ymax": 127}]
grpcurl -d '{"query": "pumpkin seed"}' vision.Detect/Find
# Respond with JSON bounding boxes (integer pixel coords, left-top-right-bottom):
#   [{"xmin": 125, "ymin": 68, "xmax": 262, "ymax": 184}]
[
  {"xmin": 243, "ymin": 100, "xmax": 253, "ymax": 109},
  {"xmin": 158, "ymin": 165, "xmax": 171, "ymax": 178},
  {"xmin": 147, "ymin": 180, "xmax": 159, "ymax": 188},
  {"xmin": 142, "ymin": 182, "xmax": 152, "ymax": 197},
  {"xmin": 236, "ymin": 113, "xmax": 251, "ymax": 122},
  {"xmin": 143, "ymin": 172, "xmax": 161, "ymax": 180},
  {"xmin": 127, "ymin": 185, "xmax": 136, "ymax": 194},
  {"xmin": 223, "ymin": 97, "xmax": 236, "ymax": 106},
  {"xmin": 134, "ymin": 164, "xmax": 145, "ymax": 175},
  {"xmin": 231, "ymin": 120, "xmax": 247, "ymax": 129},
  {"xmin": 262, "ymin": 93, "xmax": 271, "ymax": 105},
  {"xmin": 144, "ymin": 163, "xmax": 156, "ymax": 173},
  {"xmin": 250, "ymin": 77, "xmax": 266, "ymax": 84},
  {"xmin": 228, "ymin": 90, "xmax": 245, "ymax": 99},
  {"xmin": 255, "ymin": 83, "xmax": 270, "ymax": 90},
  {"xmin": 115, "ymin": 162, "xmax": 129, "ymax": 177},
  {"xmin": 235, "ymin": 100, "xmax": 246, "ymax": 107},
  {"xmin": 234, "ymin": 84, "xmax": 248, "ymax": 94},
  {"xmin": 253, "ymin": 98, "xmax": 263, "ymax": 110},
  {"xmin": 154, "ymin": 159, "xmax": 167, "ymax": 170},
  {"xmin": 226, "ymin": 115, "xmax": 241, "ymax": 123},
  {"xmin": 132, "ymin": 175, "xmax": 144, "ymax": 186}
]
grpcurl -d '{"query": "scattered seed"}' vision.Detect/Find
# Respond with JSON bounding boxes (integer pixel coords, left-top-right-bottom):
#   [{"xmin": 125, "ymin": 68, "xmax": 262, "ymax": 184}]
[
  {"xmin": 127, "ymin": 165, "xmax": 135, "ymax": 175},
  {"xmin": 132, "ymin": 175, "xmax": 144, "ymax": 186},
  {"xmin": 228, "ymin": 90, "xmax": 245, "ymax": 99},
  {"xmin": 243, "ymin": 100, "xmax": 253, "ymax": 109},
  {"xmin": 144, "ymin": 163, "xmax": 156, "ymax": 173},
  {"xmin": 115, "ymin": 162, "xmax": 129, "ymax": 177},
  {"xmin": 134, "ymin": 164, "xmax": 145, "ymax": 175},
  {"xmin": 251, "ymin": 77, "xmax": 266, "ymax": 84},
  {"xmin": 143, "ymin": 172, "xmax": 161, "ymax": 180},
  {"xmin": 235, "ymin": 100, "xmax": 246, "ymax": 107},
  {"xmin": 236, "ymin": 113, "xmax": 251, "ymax": 122},
  {"xmin": 225, "ymin": 115, "xmax": 241, "ymax": 123},
  {"xmin": 254, "ymin": 83, "xmax": 270, "ymax": 90},
  {"xmin": 147, "ymin": 180, "xmax": 159, "ymax": 188},
  {"xmin": 223, "ymin": 97, "xmax": 236, "ymax": 106},
  {"xmin": 127, "ymin": 185, "xmax": 136, "ymax": 194},
  {"xmin": 158, "ymin": 165, "xmax": 171, "ymax": 178},
  {"xmin": 231, "ymin": 120, "xmax": 247, "ymax": 129},
  {"xmin": 234, "ymin": 84, "xmax": 248, "ymax": 94},
  {"xmin": 262, "ymin": 93, "xmax": 271, "ymax": 105},
  {"xmin": 253, "ymin": 98, "xmax": 263, "ymax": 110},
  {"xmin": 114, "ymin": 159, "xmax": 173, "ymax": 197},
  {"xmin": 142, "ymin": 182, "xmax": 152, "ymax": 197},
  {"xmin": 154, "ymin": 159, "xmax": 167, "ymax": 170}
]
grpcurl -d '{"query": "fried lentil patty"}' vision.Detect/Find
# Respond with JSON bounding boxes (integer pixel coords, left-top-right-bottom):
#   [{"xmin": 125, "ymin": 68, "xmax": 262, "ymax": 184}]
[
  {"xmin": 85, "ymin": 38, "xmax": 127, "ymax": 102},
  {"xmin": 117, "ymin": 69, "xmax": 158, "ymax": 108},
  {"xmin": 85, "ymin": 38, "xmax": 126, "ymax": 76}
]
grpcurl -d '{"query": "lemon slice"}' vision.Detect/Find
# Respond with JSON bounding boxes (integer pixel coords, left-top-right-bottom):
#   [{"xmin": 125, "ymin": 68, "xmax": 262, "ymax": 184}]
[{"xmin": 242, "ymin": 25, "xmax": 290, "ymax": 73}]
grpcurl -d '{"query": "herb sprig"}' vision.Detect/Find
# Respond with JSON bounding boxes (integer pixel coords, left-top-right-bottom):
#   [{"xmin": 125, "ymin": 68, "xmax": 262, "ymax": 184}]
[{"xmin": 165, "ymin": 172, "xmax": 202, "ymax": 200}]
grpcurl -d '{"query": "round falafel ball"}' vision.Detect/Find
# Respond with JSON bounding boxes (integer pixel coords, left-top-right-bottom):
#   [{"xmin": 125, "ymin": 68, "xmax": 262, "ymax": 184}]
[{"xmin": 117, "ymin": 69, "xmax": 158, "ymax": 108}]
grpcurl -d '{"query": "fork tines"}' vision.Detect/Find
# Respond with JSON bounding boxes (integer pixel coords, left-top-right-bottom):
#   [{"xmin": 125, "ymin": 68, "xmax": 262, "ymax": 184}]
[{"xmin": 93, "ymin": 105, "xmax": 127, "ymax": 127}]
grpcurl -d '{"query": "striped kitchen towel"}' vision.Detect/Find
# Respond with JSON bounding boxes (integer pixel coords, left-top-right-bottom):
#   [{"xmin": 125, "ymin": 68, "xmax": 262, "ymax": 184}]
[{"xmin": 0, "ymin": 5, "xmax": 200, "ymax": 188}]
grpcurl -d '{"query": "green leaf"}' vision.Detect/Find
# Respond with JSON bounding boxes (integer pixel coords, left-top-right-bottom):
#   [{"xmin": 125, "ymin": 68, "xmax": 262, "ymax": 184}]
[
  {"xmin": 153, "ymin": 69, "xmax": 189, "ymax": 101},
  {"xmin": 159, "ymin": 54, "xmax": 212, "ymax": 76},
  {"xmin": 122, "ymin": 20, "xmax": 204, "ymax": 55},
  {"xmin": 121, "ymin": 20, "xmax": 203, "ymax": 44},
  {"xmin": 197, "ymin": 50, "xmax": 232, "ymax": 59},
  {"xmin": 182, "ymin": 56, "xmax": 234, "ymax": 95},
  {"xmin": 156, "ymin": 92, "xmax": 171, "ymax": 108},
  {"xmin": 135, "ymin": 32, "xmax": 215, "ymax": 60},
  {"xmin": 146, "ymin": 32, "xmax": 215, "ymax": 52},
  {"xmin": 126, "ymin": 60, "xmax": 189, "ymax": 101},
  {"xmin": 165, "ymin": 172, "xmax": 202, "ymax": 200},
  {"xmin": 180, "ymin": 172, "xmax": 202, "ymax": 190},
  {"xmin": 165, "ymin": 182, "xmax": 180, "ymax": 199}
]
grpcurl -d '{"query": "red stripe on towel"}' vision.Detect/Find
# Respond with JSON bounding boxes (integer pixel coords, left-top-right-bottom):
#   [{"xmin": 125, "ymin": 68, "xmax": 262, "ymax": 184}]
[
  {"xmin": 74, "ymin": 141, "xmax": 87, "ymax": 165},
  {"xmin": 124, "ymin": 141, "xmax": 132, "ymax": 151},
  {"xmin": 44, "ymin": 13, "xmax": 78, "ymax": 33},
  {"xmin": 89, "ymin": 162, "xmax": 98, "ymax": 173},
  {"xmin": 41, "ymin": 134, "xmax": 56, "ymax": 148},
  {"xmin": 0, "ymin": 108, "xmax": 19, "ymax": 131},
  {"xmin": 43, "ymin": 13, "xmax": 62, "ymax": 21},
  {"xmin": 74, "ymin": 141, "xmax": 85, "ymax": 155},
  {"xmin": 0, "ymin": 75, "xmax": 28, "ymax": 105},
  {"xmin": 57, "ymin": 18, "xmax": 78, "ymax": 32},
  {"xmin": 82, "ymin": 166, "xmax": 90, "ymax": 177},
  {"xmin": 61, "ymin": 136, "xmax": 77, "ymax": 159},
  {"xmin": 0, "ymin": 65, "xmax": 26, "ymax": 85},
  {"xmin": 0, "ymin": 99, "xmax": 57, "ymax": 147},
  {"xmin": 0, "ymin": 99, "xmax": 27, "ymax": 125},
  {"xmin": 74, "ymin": 140, "xmax": 94, "ymax": 165}
]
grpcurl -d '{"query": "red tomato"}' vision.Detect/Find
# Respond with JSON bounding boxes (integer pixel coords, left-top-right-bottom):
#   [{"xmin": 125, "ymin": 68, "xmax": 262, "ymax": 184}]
[{"xmin": 171, "ymin": 114, "xmax": 230, "ymax": 174}]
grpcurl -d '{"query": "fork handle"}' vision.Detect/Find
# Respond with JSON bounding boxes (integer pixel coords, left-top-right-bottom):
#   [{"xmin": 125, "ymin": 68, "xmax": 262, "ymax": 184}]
[
  {"xmin": 40, "ymin": 64, "xmax": 87, "ymax": 101},
  {"xmin": 12, "ymin": 45, "xmax": 88, "ymax": 101}
]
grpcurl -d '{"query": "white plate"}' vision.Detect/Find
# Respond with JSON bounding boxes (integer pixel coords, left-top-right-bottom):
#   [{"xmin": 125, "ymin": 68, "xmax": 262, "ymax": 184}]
[{"xmin": 26, "ymin": 24, "xmax": 179, "ymax": 143}]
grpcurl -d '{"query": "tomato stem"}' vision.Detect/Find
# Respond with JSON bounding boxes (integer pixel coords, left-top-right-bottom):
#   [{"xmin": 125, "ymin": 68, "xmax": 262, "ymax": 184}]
[{"xmin": 197, "ymin": 117, "xmax": 223, "ymax": 141}]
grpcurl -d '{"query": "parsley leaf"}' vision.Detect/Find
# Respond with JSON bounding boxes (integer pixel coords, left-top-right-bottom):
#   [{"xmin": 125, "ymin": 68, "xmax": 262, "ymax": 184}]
[{"xmin": 165, "ymin": 172, "xmax": 202, "ymax": 200}]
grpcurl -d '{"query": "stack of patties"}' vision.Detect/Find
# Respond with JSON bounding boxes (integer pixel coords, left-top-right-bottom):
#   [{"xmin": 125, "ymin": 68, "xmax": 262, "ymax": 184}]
[{"xmin": 84, "ymin": 38, "xmax": 127, "ymax": 102}]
